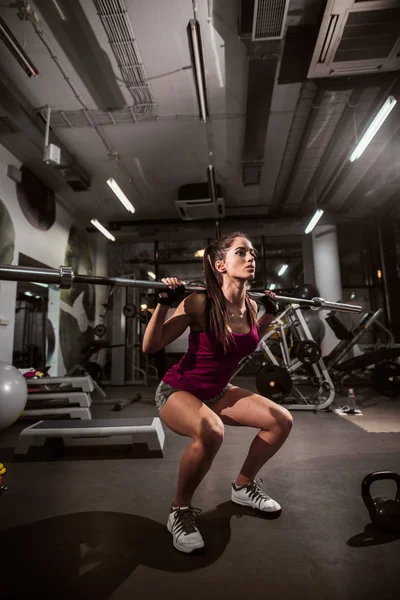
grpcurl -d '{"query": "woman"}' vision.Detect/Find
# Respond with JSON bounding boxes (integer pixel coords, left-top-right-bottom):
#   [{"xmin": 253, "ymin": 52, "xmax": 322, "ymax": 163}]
[{"xmin": 143, "ymin": 232, "xmax": 293, "ymax": 554}]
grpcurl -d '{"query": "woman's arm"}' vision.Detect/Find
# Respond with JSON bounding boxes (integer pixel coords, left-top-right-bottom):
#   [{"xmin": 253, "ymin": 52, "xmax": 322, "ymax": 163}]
[
  {"xmin": 142, "ymin": 292, "xmax": 205, "ymax": 354},
  {"xmin": 252, "ymin": 291, "xmax": 280, "ymax": 339},
  {"xmin": 256, "ymin": 308, "xmax": 276, "ymax": 340}
]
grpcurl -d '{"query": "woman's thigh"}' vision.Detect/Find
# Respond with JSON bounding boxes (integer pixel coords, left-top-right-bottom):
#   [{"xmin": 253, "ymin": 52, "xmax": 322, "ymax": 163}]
[
  {"xmin": 159, "ymin": 390, "xmax": 224, "ymax": 440},
  {"xmin": 210, "ymin": 386, "xmax": 293, "ymax": 430}
]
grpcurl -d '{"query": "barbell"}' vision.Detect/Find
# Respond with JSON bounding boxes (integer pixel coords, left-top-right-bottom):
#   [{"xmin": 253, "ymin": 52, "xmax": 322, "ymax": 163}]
[{"xmin": 0, "ymin": 264, "xmax": 362, "ymax": 314}]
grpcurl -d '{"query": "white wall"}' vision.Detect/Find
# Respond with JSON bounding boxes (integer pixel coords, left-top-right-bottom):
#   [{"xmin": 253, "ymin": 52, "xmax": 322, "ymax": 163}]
[{"xmin": 0, "ymin": 143, "xmax": 107, "ymax": 372}]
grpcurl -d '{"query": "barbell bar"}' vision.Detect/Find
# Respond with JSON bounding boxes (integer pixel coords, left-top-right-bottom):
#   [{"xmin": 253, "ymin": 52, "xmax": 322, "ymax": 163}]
[{"xmin": 0, "ymin": 264, "xmax": 362, "ymax": 313}]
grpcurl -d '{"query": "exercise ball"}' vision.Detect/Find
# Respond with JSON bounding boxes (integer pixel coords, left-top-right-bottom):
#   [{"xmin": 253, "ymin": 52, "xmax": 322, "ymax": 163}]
[
  {"xmin": 292, "ymin": 283, "xmax": 321, "ymax": 302},
  {"xmin": 303, "ymin": 313, "xmax": 326, "ymax": 344},
  {"xmin": 0, "ymin": 362, "xmax": 28, "ymax": 432}
]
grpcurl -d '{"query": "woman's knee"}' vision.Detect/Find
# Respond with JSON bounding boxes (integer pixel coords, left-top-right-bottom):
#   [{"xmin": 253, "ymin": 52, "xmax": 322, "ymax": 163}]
[
  {"xmin": 275, "ymin": 406, "xmax": 294, "ymax": 433},
  {"xmin": 197, "ymin": 415, "xmax": 225, "ymax": 449}
]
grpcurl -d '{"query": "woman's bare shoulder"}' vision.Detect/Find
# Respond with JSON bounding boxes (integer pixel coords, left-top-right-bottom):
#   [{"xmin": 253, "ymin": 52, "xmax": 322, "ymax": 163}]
[
  {"xmin": 184, "ymin": 292, "xmax": 207, "ymax": 329},
  {"xmin": 185, "ymin": 292, "xmax": 207, "ymax": 314},
  {"xmin": 249, "ymin": 297, "xmax": 258, "ymax": 312}
]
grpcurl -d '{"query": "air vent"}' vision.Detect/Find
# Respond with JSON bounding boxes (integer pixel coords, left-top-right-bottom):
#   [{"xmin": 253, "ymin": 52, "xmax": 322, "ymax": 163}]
[
  {"xmin": 308, "ymin": 0, "xmax": 400, "ymax": 78},
  {"xmin": 59, "ymin": 166, "xmax": 91, "ymax": 191},
  {"xmin": 175, "ymin": 182, "xmax": 225, "ymax": 221},
  {"xmin": 252, "ymin": 0, "xmax": 289, "ymax": 41},
  {"xmin": 175, "ymin": 198, "xmax": 225, "ymax": 221}
]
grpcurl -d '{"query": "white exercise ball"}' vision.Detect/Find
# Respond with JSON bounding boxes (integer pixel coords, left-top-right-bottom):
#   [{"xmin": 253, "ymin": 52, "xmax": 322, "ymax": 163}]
[{"xmin": 0, "ymin": 361, "xmax": 28, "ymax": 432}]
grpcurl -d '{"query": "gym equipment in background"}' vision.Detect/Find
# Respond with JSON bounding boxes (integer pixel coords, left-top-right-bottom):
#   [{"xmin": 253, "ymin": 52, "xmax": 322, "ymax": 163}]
[
  {"xmin": 324, "ymin": 308, "xmax": 400, "ymax": 396},
  {"xmin": 0, "ymin": 361, "xmax": 28, "ymax": 431},
  {"xmin": 233, "ymin": 304, "xmax": 335, "ymax": 411},
  {"xmin": 14, "ymin": 418, "xmax": 165, "ymax": 457},
  {"xmin": 362, "ymin": 471, "xmax": 400, "ymax": 533},
  {"xmin": 22, "ymin": 373, "xmax": 94, "ymax": 421}
]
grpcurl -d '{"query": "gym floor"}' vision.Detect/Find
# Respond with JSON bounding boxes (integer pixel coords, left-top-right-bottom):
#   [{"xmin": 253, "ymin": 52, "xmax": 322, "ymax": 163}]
[{"xmin": 0, "ymin": 377, "xmax": 399, "ymax": 600}]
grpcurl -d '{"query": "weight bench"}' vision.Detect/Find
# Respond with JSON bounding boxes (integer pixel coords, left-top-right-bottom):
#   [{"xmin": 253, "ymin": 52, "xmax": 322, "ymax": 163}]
[{"xmin": 14, "ymin": 418, "xmax": 165, "ymax": 456}]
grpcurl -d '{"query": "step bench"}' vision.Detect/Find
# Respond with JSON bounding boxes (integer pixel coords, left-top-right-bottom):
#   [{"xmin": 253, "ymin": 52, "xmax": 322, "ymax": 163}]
[
  {"xmin": 26, "ymin": 391, "xmax": 91, "ymax": 407},
  {"xmin": 14, "ymin": 418, "xmax": 165, "ymax": 456},
  {"xmin": 22, "ymin": 407, "xmax": 92, "ymax": 420},
  {"xmin": 27, "ymin": 375, "xmax": 94, "ymax": 392}
]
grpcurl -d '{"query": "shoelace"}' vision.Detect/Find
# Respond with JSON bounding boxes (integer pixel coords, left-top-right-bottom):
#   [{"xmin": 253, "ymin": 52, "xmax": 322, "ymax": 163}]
[
  {"xmin": 246, "ymin": 479, "xmax": 272, "ymax": 507},
  {"xmin": 173, "ymin": 507, "xmax": 202, "ymax": 536}
]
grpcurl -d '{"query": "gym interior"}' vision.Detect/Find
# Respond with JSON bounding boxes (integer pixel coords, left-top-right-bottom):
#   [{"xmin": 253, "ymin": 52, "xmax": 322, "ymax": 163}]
[{"xmin": 0, "ymin": 1, "xmax": 400, "ymax": 598}]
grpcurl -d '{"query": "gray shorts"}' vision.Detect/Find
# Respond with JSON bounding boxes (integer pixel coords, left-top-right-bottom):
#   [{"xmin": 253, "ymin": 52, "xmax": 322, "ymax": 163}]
[{"xmin": 155, "ymin": 381, "xmax": 232, "ymax": 412}]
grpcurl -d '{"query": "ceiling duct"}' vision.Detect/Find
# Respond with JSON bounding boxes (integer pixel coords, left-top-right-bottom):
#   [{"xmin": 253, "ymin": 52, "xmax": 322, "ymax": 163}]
[
  {"xmin": 175, "ymin": 166, "xmax": 225, "ymax": 221},
  {"xmin": 92, "ymin": 0, "xmax": 156, "ymax": 117},
  {"xmin": 308, "ymin": 0, "xmax": 400, "ymax": 78}
]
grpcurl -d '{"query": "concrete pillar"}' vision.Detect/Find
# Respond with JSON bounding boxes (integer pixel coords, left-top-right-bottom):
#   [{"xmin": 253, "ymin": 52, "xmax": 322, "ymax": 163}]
[{"xmin": 312, "ymin": 224, "xmax": 342, "ymax": 355}]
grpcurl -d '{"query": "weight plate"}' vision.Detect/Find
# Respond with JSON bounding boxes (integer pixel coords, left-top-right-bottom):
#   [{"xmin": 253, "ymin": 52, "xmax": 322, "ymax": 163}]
[
  {"xmin": 295, "ymin": 340, "xmax": 321, "ymax": 365},
  {"xmin": 123, "ymin": 303, "xmax": 137, "ymax": 318},
  {"xmin": 256, "ymin": 365, "xmax": 292, "ymax": 402},
  {"xmin": 371, "ymin": 361, "xmax": 400, "ymax": 397},
  {"xmin": 94, "ymin": 324, "xmax": 106, "ymax": 338}
]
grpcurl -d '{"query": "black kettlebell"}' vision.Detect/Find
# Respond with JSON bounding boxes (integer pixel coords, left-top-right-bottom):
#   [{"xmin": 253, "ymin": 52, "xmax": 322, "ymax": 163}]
[{"xmin": 362, "ymin": 471, "xmax": 400, "ymax": 533}]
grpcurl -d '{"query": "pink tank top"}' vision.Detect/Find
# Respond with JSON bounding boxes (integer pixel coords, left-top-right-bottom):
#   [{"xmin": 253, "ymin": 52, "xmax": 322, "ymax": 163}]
[{"xmin": 162, "ymin": 324, "xmax": 259, "ymax": 401}]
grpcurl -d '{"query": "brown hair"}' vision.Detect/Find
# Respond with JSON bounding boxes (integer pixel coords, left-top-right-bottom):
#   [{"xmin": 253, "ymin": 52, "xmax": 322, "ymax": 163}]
[{"xmin": 203, "ymin": 232, "xmax": 258, "ymax": 352}]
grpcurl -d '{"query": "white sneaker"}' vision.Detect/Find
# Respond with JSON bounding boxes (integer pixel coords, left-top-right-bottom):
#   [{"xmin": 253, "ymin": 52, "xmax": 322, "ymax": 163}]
[
  {"xmin": 231, "ymin": 479, "xmax": 281, "ymax": 512},
  {"xmin": 167, "ymin": 505, "xmax": 204, "ymax": 553}
]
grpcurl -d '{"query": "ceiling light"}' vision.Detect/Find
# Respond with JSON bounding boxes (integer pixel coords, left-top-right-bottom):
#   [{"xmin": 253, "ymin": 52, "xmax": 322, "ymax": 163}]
[
  {"xmin": 188, "ymin": 19, "xmax": 208, "ymax": 122},
  {"xmin": 91, "ymin": 219, "xmax": 116, "ymax": 241},
  {"xmin": 0, "ymin": 16, "xmax": 39, "ymax": 78},
  {"xmin": 195, "ymin": 249, "xmax": 205, "ymax": 258},
  {"xmin": 30, "ymin": 281, "xmax": 48, "ymax": 288},
  {"xmin": 148, "ymin": 271, "xmax": 156, "ymax": 280},
  {"xmin": 107, "ymin": 178, "xmax": 135, "ymax": 213},
  {"xmin": 52, "ymin": 0, "xmax": 68, "ymax": 21},
  {"xmin": 305, "ymin": 209, "xmax": 324, "ymax": 234},
  {"xmin": 349, "ymin": 96, "xmax": 397, "ymax": 162},
  {"xmin": 277, "ymin": 265, "xmax": 288, "ymax": 277},
  {"xmin": 269, "ymin": 283, "xmax": 276, "ymax": 291},
  {"xmin": 141, "ymin": 304, "xmax": 148, "ymax": 310}
]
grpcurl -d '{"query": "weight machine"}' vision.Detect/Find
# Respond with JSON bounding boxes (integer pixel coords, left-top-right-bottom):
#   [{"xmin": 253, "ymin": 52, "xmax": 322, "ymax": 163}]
[
  {"xmin": 324, "ymin": 308, "xmax": 400, "ymax": 397},
  {"xmin": 233, "ymin": 304, "xmax": 335, "ymax": 411}
]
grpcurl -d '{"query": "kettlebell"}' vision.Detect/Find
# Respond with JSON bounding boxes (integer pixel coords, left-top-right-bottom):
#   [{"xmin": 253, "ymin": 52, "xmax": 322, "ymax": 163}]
[{"xmin": 362, "ymin": 471, "xmax": 400, "ymax": 533}]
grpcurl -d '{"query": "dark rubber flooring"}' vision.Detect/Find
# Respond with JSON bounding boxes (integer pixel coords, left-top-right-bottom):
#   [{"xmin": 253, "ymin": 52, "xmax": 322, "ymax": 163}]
[{"xmin": 0, "ymin": 379, "xmax": 399, "ymax": 600}]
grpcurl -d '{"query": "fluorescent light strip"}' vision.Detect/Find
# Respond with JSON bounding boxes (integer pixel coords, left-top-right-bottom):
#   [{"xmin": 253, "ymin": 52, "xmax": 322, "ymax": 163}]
[
  {"xmin": 349, "ymin": 96, "xmax": 397, "ymax": 162},
  {"xmin": 30, "ymin": 281, "xmax": 49, "ymax": 288},
  {"xmin": 91, "ymin": 219, "xmax": 116, "ymax": 241},
  {"xmin": 277, "ymin": 264, "xmax": 288, "ymax": 277},
  {"xmin": 269, "ymin": 283, "xmax": 276, "ymax": 291},
  {"xmin": 305, "ymin": 209, "xmax": 324, "ymax": 234},
  {"xmin": 52, "ymin": 0, "xmax": 68, "ymax": 21},
  {"xmin": 0, "ymin": 17, "xmax": 39, "ymax": 78},
  {"xmin": 189, "ymin": 20, "xmax": 208, "ymax": 122},
  {"xmin": 148, "ymin": 271, "xmax": 156, "ymax": 280},
  {"xmin": 107, "ymin": 178, "xmax": 135, "ymax": 213}
]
